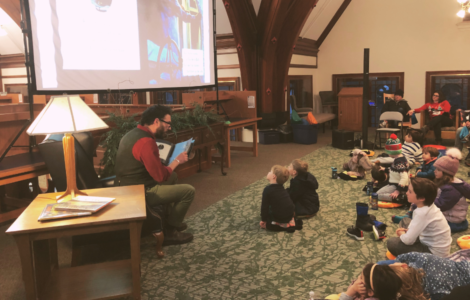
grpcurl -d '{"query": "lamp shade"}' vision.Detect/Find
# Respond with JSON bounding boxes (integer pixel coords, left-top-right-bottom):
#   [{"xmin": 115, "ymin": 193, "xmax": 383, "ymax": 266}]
[{"xmin": 27, "ymin": 95, "xmax": 109, "ymax": 135}]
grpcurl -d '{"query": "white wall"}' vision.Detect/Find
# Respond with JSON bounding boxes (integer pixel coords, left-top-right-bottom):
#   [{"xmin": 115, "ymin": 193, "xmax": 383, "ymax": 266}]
[{"xmin": 314, "ymin": 0, "xmax": 470, "ymax": 124}]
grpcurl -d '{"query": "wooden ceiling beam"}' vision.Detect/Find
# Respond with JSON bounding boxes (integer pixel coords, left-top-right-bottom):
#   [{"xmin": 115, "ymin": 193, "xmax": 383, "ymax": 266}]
[
  {"xmin": 316, "ymin": 0, "xmax": 351, "ymax": 48},
  {"xmin": 0, "ymin": 0, "xmax": 22, "ymax": 28},
  {"xmin": 0, "ymin": 54, "xmax": 25, "ymax": 68}
]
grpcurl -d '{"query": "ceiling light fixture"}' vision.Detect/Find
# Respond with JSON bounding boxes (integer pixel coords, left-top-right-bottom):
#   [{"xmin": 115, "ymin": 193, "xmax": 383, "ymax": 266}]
[{"xmin": 457, "ymin": 0, "xmax": 470, "ymax": 18}]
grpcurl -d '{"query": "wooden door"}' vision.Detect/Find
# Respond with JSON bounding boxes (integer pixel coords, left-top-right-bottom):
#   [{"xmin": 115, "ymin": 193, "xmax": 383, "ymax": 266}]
[{"xmin": 338, "ymin": 87, "xmax": 362, "ymax": 131}]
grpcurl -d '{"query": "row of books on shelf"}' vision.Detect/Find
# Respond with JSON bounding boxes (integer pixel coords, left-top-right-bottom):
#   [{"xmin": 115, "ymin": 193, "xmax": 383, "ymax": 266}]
[{"xmin": 38, "ymin": 196, "xmax": 115, "ymax": 222}]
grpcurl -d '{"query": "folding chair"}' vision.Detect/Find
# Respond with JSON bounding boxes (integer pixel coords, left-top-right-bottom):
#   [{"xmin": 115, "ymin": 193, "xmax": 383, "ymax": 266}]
[{"xmin": 374, "ymin": 111, "xmax": 404, "ymax": 150}]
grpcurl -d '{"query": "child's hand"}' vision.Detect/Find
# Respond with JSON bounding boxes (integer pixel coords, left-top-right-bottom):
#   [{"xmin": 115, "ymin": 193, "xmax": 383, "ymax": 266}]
[
  {"xmin": 390, "ymin": 190, "xmax": 400, "ymax": 199},
  {"xmin": 396, "ymin": 228, "xmax": 408, "ymax": 236},
  {"xmin": 415, "ymin": 162, "xmax": 421, "ymax": 166},
  {"xmin": 345, "ymin": 278, "xmax": 366, "ymax": 297},
  {"xmin": 259, "ymin": 221, "xmax": 266, "ymax": 229}
]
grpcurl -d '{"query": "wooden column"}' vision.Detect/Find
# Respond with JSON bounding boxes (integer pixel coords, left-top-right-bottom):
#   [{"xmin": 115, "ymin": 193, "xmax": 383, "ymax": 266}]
[{"xmin": 223, "ymin": 0, "xmax": 318, "ymax": 115}]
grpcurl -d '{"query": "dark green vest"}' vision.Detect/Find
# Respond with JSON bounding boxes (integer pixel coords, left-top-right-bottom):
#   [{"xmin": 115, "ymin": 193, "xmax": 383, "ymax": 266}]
[{"xmin": 114, "ymin": 127, "xmax": 158, "ymax": 188}]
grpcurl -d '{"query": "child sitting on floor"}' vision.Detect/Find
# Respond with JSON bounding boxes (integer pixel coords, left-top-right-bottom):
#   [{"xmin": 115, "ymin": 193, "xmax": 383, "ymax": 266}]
[
  {"xmin": 339, "ymin": 149, "xmax": 373, "ymax": 180},
  {"xmin": 433, "ymin": 148, "xmax": 469, "ymax": 233},
  {"xmin": 415, "ymin": 146, "xmax": 439, "ymax": 180},
  {"xmin": 338, "ymin": 263, "xmax": 409, "ymax": 300},
  {"xmin": 387, "ymin": 177, "xmax": 452, "ymax": 258},
  {"xmin": 260, "ymin": 165, "xmax": 299, "ymax": 232},
  {"xmin": 376, "ymin": 134, "xmax": 409, "ymax": 203},
  {"xmin": 402, "ymin": 129, "xmax": 423, "ymax": 168},
  {"xmin": 363, "ymin": 161, "xmax": 389, "ymax": 193},
  {"xmin": 286, "ymin": 159, "xmax": 319, "ymax": 218}
]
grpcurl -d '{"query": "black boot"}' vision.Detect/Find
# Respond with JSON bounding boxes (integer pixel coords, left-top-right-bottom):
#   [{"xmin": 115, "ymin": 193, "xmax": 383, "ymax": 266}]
[
  {"xmin": 163, "ymin": 224, "xmax": 194, "ymax": 246},
  {"xmin": 355, "ymin": 203, "xmax": 373, "ymax": 232}
]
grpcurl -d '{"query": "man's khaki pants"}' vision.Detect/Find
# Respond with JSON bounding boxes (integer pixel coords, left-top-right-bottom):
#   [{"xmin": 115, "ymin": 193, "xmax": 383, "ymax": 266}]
[{"xmin": 145, "ymin": 172, "xmax": 195, "ymax": 228}]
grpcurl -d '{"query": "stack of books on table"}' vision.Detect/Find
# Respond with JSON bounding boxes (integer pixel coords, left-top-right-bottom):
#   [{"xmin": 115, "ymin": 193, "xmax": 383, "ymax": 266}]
[{"xmin": 38, "ymin": 196, "xmax": 115, "ymax": 222}]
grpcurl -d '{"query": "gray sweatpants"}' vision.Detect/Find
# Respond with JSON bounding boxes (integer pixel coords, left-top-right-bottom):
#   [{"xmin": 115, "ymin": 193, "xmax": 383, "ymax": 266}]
[
  {"xmin": 376, "ymin": 184, "xmax": 398, "ymax": 201},
  {"xmin": 386, "ymin": 218, "xmax": 431, "ymax": 257}
]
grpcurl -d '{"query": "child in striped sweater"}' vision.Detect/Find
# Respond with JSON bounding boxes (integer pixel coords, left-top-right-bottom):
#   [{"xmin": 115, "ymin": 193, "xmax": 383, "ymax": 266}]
[{"xmin": 402, "ymin": 129, "xmax": 423, "ymax": 167}]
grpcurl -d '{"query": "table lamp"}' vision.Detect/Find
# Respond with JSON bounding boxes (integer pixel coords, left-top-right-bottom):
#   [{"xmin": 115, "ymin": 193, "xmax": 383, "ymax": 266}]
[{"xmin": 27, "ymin": 95, "xmax": 109, "ymax": 201}]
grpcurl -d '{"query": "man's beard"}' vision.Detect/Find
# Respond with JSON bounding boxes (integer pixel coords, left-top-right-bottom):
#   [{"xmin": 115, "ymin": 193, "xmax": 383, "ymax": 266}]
[{"xmin": 154, "ymin": 124, "xmax": 166, "ymax": 139}]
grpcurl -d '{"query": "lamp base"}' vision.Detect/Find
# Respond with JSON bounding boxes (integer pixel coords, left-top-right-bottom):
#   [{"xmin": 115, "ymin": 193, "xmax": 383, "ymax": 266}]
[
  {"xmin": 56, "ymin": 189, "xmax": 88, "ymax": 202},
  {"xmin": 56, "ymin": 133, "xmax": 88, "ymax": 202}
]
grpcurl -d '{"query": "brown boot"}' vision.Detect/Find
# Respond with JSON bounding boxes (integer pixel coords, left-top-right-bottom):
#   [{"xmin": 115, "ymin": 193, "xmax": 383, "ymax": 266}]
[
  {"xmin": 163, "ymin": 228, "xmax": 193, "ymax": 246},
  {"xmin": 176, "ymin": 222, "xmax": 188, "ymax": 232}
]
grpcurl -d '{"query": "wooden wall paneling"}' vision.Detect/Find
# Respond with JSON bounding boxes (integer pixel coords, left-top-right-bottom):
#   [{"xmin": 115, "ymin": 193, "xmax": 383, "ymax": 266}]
[
  {"xmin": 0, "ymin": 94, "xmax": 20, "ymax": 103},
  {"xmin": 0, "ymin": 54, "xmax": 25, "ymax": 69},
  {"xmin": 0, "ymin": 68, "xmax": 2, "ymax": 92},
  {"xmin": 0, "ymin": 104, "xmax": 45, "ymax": 157}
]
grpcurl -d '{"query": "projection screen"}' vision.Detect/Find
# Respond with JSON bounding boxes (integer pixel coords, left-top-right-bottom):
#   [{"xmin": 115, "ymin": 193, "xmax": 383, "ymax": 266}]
[{"xmin": 27, "ymin": 0, "xmax": 215, "ymax": 92}]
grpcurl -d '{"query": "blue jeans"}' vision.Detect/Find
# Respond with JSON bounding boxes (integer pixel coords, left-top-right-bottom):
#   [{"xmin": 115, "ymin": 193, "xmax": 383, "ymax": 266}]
[
  {"xmin": 377, "ymin": 260, "xmax": 396, "ymax": 265},
  {"xmin": 449, "ymin": 219, "xmax": 469, "ymax": 233}
]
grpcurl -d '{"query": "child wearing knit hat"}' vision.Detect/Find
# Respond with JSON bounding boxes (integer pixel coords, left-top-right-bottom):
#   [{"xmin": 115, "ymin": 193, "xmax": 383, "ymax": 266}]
[
  {"xmin": 376, "ymin": 134, "xmax": 410, "ymax": 202},
  {"xmin": 433, "ymin": 148, "xmax": 469, "ymax": 232}
]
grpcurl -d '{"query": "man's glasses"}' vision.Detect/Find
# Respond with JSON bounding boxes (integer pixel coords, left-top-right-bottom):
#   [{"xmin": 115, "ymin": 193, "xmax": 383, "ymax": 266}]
[
  {"xmin": 159, "ymin": 119, "xmax": 172, "ymax": 127},
  {"xmin": 433, "ymin": 95, "xmax": 439, "ymax": 97}
]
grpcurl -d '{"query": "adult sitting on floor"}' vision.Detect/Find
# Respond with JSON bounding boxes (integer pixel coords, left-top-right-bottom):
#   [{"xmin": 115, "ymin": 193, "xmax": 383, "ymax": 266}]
[
  {"xmin": 408, "ymin": 91, "xmax": 453, "ymax": 145},
  {"xmin": 115, "ymin": 104, "xmax": 195, "ymax": 246},
  {"xmin": 380, "ymin": 88, "xmax": 411, "ymax": 128}
]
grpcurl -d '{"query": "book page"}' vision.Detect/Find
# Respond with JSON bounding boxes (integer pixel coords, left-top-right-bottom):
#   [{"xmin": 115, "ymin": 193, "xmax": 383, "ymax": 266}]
[
  {"xmin": 169, "ymin": 138, "xmax": 194, "ymax": 164},
  {"xmin": 156, "ymin": 141, "xmax": 173, "ymax": 162}
]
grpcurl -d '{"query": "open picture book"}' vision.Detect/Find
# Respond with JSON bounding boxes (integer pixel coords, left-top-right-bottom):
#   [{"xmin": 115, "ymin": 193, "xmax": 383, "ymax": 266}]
[
  {"xmin": 38, "ymin": 196, "xmax": 115, "ymax": 222},
  {"xmin": 156, "ymin": 138, "xmax": 194, "ymax": 166}
]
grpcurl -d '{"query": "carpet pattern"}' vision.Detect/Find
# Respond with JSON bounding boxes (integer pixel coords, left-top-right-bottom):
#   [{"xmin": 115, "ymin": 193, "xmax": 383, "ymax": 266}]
[{"xmin": 137, "ymin": 146, "xmax": 470, "ymax": 299}]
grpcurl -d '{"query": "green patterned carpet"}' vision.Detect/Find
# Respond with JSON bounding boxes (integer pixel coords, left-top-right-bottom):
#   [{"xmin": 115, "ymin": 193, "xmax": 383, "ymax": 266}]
[{"xmin": 137, "ymin": 146, "xmax": 470, "ymax": 300}]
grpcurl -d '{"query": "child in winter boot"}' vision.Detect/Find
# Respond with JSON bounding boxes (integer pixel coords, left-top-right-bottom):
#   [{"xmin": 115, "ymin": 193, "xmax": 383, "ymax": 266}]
[
  {"xmin": 376, "ymin": 134, "xmax": 409, "ymax": 203},
  {"xmin": 260, "ymin": 165, "xmax": 300, "ymax": 232},
  {"xmin": 286, "ymin": 159, "xmax": 319, "ymax": 218}
]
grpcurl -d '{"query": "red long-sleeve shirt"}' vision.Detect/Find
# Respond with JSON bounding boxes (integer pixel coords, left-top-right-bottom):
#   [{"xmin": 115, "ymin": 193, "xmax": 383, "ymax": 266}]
[
  {"xmin": 414, "ymin": 100, "xmax": 453, "ymax": 120},
  {"xmin": 132, "ymin": 125, "xmax": 173, "ymax": 183}
]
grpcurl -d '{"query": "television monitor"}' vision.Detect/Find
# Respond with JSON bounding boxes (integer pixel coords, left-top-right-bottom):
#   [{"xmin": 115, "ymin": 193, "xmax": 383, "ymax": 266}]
[{"xmin": 26, "ymin": 0, "xmax": 215, "ymax": 93}]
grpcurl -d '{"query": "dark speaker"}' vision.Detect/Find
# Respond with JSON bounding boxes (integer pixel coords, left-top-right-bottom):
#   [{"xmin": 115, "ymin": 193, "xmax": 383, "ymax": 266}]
[{"xmin": 332, "ymin": 129, "xmax": 354, "ymax": 149}]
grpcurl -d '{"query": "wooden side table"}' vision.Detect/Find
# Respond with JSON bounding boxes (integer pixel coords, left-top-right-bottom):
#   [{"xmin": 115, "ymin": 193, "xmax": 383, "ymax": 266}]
[
  {"xmin": 224, "ymin": 117, "xmax": 262, "ymax": 168},
  {"xmin": 6, "ymin": 185, "xmax": 146, "ymax": 300}
]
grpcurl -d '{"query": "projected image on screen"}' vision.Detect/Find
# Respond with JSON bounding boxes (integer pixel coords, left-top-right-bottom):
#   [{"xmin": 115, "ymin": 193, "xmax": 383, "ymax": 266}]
[{"xmin": 28, "ymin": 0, "xmax": 214, "ymax": 91}]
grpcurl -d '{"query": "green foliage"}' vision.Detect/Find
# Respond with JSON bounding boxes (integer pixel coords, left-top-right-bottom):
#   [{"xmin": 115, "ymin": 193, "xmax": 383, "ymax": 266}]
[
  {"xmin": 100, "ymin": 113, "xmax": 138, "ymax": 177},
  {"xmin": 170, "ymin": 103, "xmax": 223, "ymax": 135},
  {"xmin": 100, "ymin": 103, "xmax": 223, "ymax": 177}
]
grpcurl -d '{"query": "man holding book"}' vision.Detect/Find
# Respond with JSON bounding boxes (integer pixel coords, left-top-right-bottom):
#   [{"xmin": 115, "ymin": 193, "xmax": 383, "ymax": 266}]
[{"xmin": 115, "ymin": 105, "xmax": 195, "ymax": 245}]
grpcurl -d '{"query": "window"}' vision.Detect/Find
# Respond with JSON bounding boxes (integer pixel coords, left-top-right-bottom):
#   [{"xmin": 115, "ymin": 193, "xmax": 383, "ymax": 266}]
[
  {"xmin": 426, "ymin": 71, "xmax": 470, "ymax": 112},
  {"xmin": 288, "ymin": 75, "xmax": 313, "ymax": 109}
]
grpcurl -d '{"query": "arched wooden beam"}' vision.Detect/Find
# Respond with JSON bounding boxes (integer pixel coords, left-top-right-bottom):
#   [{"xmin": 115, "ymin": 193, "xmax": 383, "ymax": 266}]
[
  {"xmin": 257, "ymin": 0, "xmax": 317, "ymax": 113},
  {"xmin": 222, "ymin": 0, "xmax": 257, "ymax": 91},
  {"xmin": 0, "ymin": 0, "xmax": 22, "ymax": 28}
]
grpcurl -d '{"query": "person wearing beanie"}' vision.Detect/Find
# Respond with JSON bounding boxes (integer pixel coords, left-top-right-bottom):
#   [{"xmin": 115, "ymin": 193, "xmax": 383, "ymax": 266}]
[
  {"xmin": 376, "ymin": 134, "xmax": 410, "ymax": 202},
  {"xmin": 434, "ymin": 148, "xmax": 470, "ymax": 232},
  {"xmin": 408, "ymin": 91, "xmax": 453, "ymax": 145},
  {"xmin": 380, "ymin": 88, "xmax": 412, "ymax": 128}
]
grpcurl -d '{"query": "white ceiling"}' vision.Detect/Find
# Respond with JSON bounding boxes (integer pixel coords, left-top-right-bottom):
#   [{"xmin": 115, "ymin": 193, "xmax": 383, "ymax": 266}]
[
  {"xmin": 0, "ymin": 8, "xmax": 24, "ymax": 55},
  {"xmin": 1, "ymin": 0, "xmax": 341, "ymax": 55}
]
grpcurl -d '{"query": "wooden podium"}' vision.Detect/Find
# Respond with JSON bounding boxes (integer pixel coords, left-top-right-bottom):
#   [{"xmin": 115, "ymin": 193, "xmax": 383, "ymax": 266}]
[{"xmin": 337, "ymin": 87, "xmax": 363, "ymax": 132}]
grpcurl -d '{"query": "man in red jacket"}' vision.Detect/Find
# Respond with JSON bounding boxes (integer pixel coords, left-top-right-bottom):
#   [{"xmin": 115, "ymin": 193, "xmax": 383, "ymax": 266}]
[{"xmin": 115, "ymin": 105, "xmax": 194, "ymax": 245}]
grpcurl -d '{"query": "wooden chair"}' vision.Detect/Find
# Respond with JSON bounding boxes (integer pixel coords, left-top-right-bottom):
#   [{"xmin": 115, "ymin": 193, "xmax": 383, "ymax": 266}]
[
  {"xmin": 383, "ymin": 93, "xmax": 412, "ymax": 129},
  {"xmin": 419, "ymin": 109, "xmax": 462, "ymax": 140}
]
